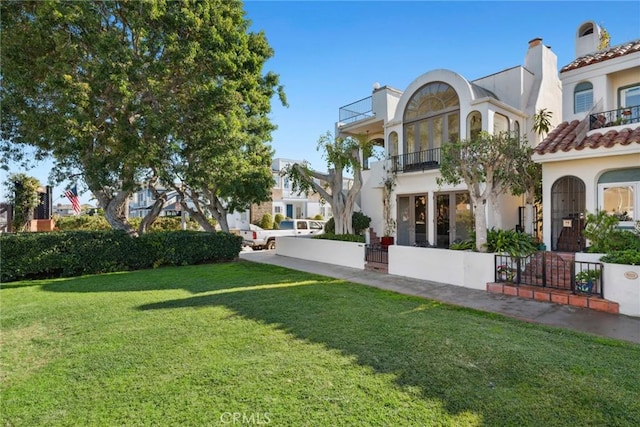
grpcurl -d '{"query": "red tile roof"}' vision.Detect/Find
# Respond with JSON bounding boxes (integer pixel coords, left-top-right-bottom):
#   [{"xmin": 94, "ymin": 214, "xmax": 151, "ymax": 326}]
[
  {"xmin": 560, "ymin": 39, "xmax": 640, "ymax": 73},
  {"xmin": 534, "ymin": 120, "xmax": 640, "ymax": 155}
]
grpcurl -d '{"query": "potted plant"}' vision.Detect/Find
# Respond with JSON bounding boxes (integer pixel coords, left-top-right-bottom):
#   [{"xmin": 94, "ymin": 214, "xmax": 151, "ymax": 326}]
[
  {"xmin": 575, "ymin": 269, "xmax": 600, "ymax": 293},
  {"xmin": 496, "ymin": 264, "xmax": 516, "ymax": 282}
]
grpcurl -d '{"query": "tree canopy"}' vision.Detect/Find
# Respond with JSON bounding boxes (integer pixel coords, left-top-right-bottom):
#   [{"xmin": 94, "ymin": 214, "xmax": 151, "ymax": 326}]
[
  {"xmin": 5, "ymin": 173, "xmax": 41, "ymax": 232},
  {"xmin": 1, "ymin": 0, "xmax": 285, "ymax": 235},
  {"xmin": 283, "ymin": 132, "xmax": 371, "ymax": 235},
  {"xmin": 438, "ymin": 131, "xmax": 535, "ymax": 252}
]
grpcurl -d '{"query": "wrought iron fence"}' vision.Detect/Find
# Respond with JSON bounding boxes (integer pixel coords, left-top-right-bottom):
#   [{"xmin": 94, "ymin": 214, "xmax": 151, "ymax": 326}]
[
  {"xmin": 391, "ymin": 148, "xmax": 441, "ymax": 173},
  {"xmin": 589, "ymin": 105, "xmax": 640, "ymax": 130},
  {"xmin": 494, "ymin": 253, "xmax": 603, "ymax": 297},
  {"xmin": 365, "ymin": 244, "xmax": 388, "ymax": 264}
]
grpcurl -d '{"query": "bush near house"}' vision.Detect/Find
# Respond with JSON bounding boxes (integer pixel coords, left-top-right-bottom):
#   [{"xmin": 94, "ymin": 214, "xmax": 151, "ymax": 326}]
[
  {"xmin": 314, "ymin": 233, "xmax": 365, "ymax": 243},
  {"xmin": 260, "ymin": 213, "xmax": 274, "ymax": 230},
  {"xmin": 0, "ymin": 230, "xmax": 242, "ymax": 282},
  {"xmin": 450, "ymin": 228, "xmax": 538, "ymax": 257},
  {"xmin": 324, "ymin": 211, "xmax": 371, "ymax": 235},
  {"xmin": 55, "ymin": 215, "xmax": 207, "ymax": 232},
  {"xmin": 600, "ymin": 250, "xmax": 640, "ymax": 265},
  {"xmin": 274, "ymin": 213, "xmax": 284, "ymax": 228}
]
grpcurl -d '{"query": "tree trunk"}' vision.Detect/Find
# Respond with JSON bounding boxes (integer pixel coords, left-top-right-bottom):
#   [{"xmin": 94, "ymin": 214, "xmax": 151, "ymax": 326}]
[
  {"xmin": 473, "ymin": 197, "xmax": 488, "ymax": 252},
  {"xmin": 94, "ymin": 188, "xmax": 136, "ymax": 236},
  {"xmin": 137, "ymin": 196, "xmax": 165, "ymax": 235}
]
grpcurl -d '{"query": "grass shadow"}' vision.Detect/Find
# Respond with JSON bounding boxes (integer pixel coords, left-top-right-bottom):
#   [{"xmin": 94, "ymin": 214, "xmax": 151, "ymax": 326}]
[{"xmin": 137, "ymin": 271, "xmax": 640, "ymax": 425}]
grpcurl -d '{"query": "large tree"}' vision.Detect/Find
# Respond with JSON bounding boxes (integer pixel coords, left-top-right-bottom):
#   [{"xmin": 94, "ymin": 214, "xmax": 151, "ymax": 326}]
[
  {"xmin": 1, "ymin": 0, "xmax": 284, "ymax": 235},
  {"xmin": 5, "ymin": 173, "xmax": 41, "ymax": 232},
  {"xmin": 283, "ymin": 132, "xmax": 371, "ymax": 235},
  {"xmin": 438, "ymin": 131, "xmax": 533, "ymax": 252}
]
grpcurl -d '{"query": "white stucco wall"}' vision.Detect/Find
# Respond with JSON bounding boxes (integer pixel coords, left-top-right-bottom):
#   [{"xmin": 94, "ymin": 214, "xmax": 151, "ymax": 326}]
[
  {"xmin": 602, "ymin": 263, "xmax": 640, "ymax": 317},
  {"xmin": 275, "ymin": 236, "xmax": 366, "ymax": 269},
  {"xmin": 388, "ymin": 246, "xmax": 494, "ymax": 290}
]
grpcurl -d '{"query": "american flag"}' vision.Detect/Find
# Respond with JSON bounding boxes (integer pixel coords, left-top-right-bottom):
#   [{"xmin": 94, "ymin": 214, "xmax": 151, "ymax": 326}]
[{"xmin": 64, "ymin": 186, "xmax": 81, "ymax": 215}]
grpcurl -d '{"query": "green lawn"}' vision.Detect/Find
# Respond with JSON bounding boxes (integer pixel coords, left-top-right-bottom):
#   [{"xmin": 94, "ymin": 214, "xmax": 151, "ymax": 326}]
[{"xmin": 2, "ymin": 261, "xmax": 639, "ymax": 426}]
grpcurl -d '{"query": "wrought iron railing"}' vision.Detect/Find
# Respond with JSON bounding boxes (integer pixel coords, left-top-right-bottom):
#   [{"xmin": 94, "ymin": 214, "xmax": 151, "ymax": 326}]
[
  {"xmin": 494, "ymin": 254, "xmax": 603, "ymax": 298},
  {"xmin": 339, "ymin": 96, "xmax": 373, "ymax": 124},
  {"xmin": 391, "ymin": 148, "xmax": 441, "ymax": 173},
  {"xmin": 589, "ymin": 105, "xmax": 640, "ymax": 130}
]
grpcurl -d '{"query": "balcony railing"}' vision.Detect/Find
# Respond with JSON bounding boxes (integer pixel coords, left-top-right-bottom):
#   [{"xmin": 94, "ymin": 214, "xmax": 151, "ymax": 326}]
[
  {"xmin": 339, "ymin": 96, "xmax": 373, "ymax": 125},
  {"xmin": 589, "ymin": 105, "xmax": 640, "ymax": 130},
  {"xmin": 391, "ymin": 148, "xmax": 441, "ymax": 173}
]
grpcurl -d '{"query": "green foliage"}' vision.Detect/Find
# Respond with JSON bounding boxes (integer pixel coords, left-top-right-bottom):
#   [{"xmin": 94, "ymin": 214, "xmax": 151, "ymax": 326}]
[
  {"xmin": 533, "ymin": 108, "xmax": 553, "ymax": 138},
  {"xmin": 600, "ymin": 250, "xmax": 640, "ymax": 265},
  {"xmin": 260, "ymin": 213, "xmax": 274, "ymax": 230},
  {"xmin": 5, "ymin": 173, "xmax": 41, "ymax": 232},
  {"xmin": 1, "ymin": 0, "xmax": 285, "ymax": 234},
  {"xmin": 352, "ymin": 211, "xmax": 372, "ymax": 235},
  {"xmin": 575, "ymin": 269, "xmax": 601, "ymax": 283},
  {"xmin": 598, "ymin": 24, "xmax": 611, "ymax": 51},
  {"xmin": 129, "ymin": 216, "xmax": 204, "ymax": 232},
  {"xmin": 449, "ymin": 240, "xmax": 475, "ymax": 251},
  {"xmin": 313, "ymin": 214, "xmax": 324, "ymax": 221},
  {"xmin": 274, "ymin": 213, "xmax": 285, "ymax": 228},
  {"xmin": 54, "ymin": 215, "xmax": 111, "ymax": 231},
  {"xmin": 583, "ymin": 210, "xmax": 639, "ymax": 253},
  {"xmin": 485, "ymin": 228, "xmax": 538, "ymax": 257},
  {"xmin": 324, "ymin": 212, "xmax": 371, "ymax": 235},
  {"xmin": 0, "ymin": 231, "xmax": 242, "ymax": 282},
  {"xmin": 314, "ymin": 233, "xmax": 365, "ymax": 243}
]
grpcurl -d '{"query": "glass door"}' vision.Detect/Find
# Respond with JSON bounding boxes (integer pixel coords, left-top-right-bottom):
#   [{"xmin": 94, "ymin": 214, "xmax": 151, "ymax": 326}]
[
  {"xmin": 436, "ymin": 194, "xmax": 450, "ymax": 248},
  {"xmin": 436, "ymin": 192, "xmax": 472, "ymax": 248},
  {"xmin": 397, "ymin": 194, "xmax": 428, "ymax": 246}
]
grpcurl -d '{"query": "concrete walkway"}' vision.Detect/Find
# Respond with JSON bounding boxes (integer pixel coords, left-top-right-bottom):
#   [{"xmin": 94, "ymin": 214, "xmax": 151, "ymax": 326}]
[{"xmin": 240, "ymin": 250, "xmax": 640, "ymax": 345}]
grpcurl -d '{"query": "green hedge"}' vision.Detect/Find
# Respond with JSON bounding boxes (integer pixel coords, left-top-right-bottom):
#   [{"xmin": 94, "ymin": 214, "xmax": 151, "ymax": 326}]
[{"xmin": 0, "ymin": 230, "xmax": 242, "ymax": 282}]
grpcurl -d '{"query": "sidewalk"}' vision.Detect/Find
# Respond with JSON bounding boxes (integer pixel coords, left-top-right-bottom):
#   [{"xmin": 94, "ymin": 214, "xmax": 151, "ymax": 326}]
[{"xmin": 240, "ymin": 250, "xmax": 640, "ymax": 345}]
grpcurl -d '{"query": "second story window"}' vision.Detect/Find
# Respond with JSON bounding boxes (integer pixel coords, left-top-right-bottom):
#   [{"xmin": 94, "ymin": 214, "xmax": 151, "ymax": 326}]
[
  {"xmin": 403, "ymin": 81, "xmax": 460, "ymax": 155},
  {"xmin": 574, "ymin": 82, "xmax": 593, "ymax": 114}
]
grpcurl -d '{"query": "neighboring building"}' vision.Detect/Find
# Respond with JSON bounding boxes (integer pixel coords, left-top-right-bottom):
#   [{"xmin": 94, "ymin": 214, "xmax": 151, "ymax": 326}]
[
  {"xmin": 339, "ymin": 37, "xmax": 562, "ymax": 247},
  {"xmin": 249, "ymin": 158, "xmax": 345, "ymax": 224},
  {"xmin": 533, "ymin": 21, "xmax": 640, "ymax": 251},
  {"xmin": 128, "ymin": 187, "xmax": 249, "ymax": 230}
]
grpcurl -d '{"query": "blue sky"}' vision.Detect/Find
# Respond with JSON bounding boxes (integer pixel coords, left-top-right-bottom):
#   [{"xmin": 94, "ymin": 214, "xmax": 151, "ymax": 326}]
[{"xmin": 3, "ymin": 1, "xmax": 640, "ymax": 206}]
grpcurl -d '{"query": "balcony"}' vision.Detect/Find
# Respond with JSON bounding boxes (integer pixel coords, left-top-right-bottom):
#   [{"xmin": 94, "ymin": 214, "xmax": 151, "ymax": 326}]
[
  {"xmin": 339, "ymin": 96, "xmax": 373, "ymax": 125},
  {"xmin": 391, "ymin": 148, "xmax": 441, "ymax": 173},
  {"xmin": 589, "ymin": 105, "xmax": 640, "ymax": 130}
]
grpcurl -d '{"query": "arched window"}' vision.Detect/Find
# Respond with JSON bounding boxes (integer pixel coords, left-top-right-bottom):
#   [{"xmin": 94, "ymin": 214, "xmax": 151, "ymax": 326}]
[
  {"xmin": 579, "ymin": 23, "xmax": 594, "ymax": 37},
  {"xmin": 514, "ymin": 121, "xmax": 521, "ymax": 139},
  {"xmin": 403, "ymin": 82, "xmax": 459, "ymax": 154},
  {"xmin": 574, "ymin": 82, "xmax": 593, "ymax": 114},
  {"xmin": 468, "ymin": 111, "xmax": 482, "ymax": 139},
  {"xmin": 388, "ymin": 131, "xmax": 398, "ymax": 157},
  {"xmin": 494, "ymin": 113, "xmax": 509, "ymax": 135}
]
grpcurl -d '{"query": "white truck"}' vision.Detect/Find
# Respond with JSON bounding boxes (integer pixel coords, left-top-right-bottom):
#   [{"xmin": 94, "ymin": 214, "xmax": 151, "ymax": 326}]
[{"xmin": 241, "ymin": 219, "xmax": 326, "ymax": 250}]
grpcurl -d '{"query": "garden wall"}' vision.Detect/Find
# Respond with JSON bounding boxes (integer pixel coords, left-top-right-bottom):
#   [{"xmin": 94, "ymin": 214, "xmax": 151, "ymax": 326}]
[
  {"xmin": 275, "ymin": 236, "xmax": 366, "ymax": 269},
  {"xmin": 388, "ymin": 246, "xmax": 494, "ymax": 290}
]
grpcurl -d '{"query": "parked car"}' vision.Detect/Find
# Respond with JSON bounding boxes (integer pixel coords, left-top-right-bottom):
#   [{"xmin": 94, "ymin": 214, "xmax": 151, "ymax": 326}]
[{"xmin": 240, "ymin": 219, "xmax": 326, "ymax": 250}]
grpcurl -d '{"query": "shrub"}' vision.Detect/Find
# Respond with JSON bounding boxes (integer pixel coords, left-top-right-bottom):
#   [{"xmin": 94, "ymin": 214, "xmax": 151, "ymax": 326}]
[
  {"xmin": 600, "ymin": 250, "xmax": 640, "ymax": 265},
  {"xmin": 485, "ymin": 228, "xmax": 538, "ymax": 257},
  {"xmin": 260, "ymin": 213, "xmax": 274, "ymax": 230},
  {"xmin": 55, "ymin": 215, "xmax": 111, "ymax": 231},
  {"xmin": 314, "ymin": 233, "xmax": 365, "ymax": 243},
  {"xmin": 0, "ymin": 230, "xmax": 242, "ymax": 282},
  {"xmin": 313, "ymin": 214, "xmax": 324, "ymax": 221},
  {"xmin": 324, "ymin": 211, "xmax": 371, "ymax": 235},
  {"xmin": 274, "ymin": 213, "xmax": 284, "ymax": 229}
]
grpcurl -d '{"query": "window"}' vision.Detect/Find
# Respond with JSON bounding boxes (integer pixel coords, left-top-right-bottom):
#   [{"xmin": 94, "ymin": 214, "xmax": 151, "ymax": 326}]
[
  {"xmin": 493, "ymin": 113, "xmax": 509, "ymax": 135},
  {"xmin": 514, "ymin": 121, "xmax": 521, "ymax": 139},
  {"xmin": 468, "ymin": 111, "xmax": 482, "ymax": 139},
  {"xmin": 274, "ymin": 206, "xmax": 282, "ymax": 214},
  {"xmin": 599, "ymin": 182, "xmax": 638, "ymax": 226},
  {"xmin": 403, "ymin": 81, "xmax": 460, "ymax": 154},
  {"xmin": 574, "ymin": 82, "xmax": 593, "ymax": 114},
  {"xmin": 284, "ymin": 178, "xmax": 290, "ymax": 190},
  {"xmin": 273, "ymin": 173, "xmax": 280, "ymax": 188},
  {"xmin": 389, "ymin": 131, "xmax": 398, "ymax": 157},
  {"xmin": 620, "ymin": 84, "xmax": 640, "ymax": 122}
]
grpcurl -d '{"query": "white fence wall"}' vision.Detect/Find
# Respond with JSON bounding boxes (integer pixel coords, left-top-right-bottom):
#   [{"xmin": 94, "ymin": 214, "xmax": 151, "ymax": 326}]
[{"xmin": 275, "ymin": 237, "xmax": 366, "ymax": 270}]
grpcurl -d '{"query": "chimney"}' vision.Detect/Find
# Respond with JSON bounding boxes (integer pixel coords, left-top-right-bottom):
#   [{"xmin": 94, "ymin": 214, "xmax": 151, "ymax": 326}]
[{"xmin": 528, "ymin": 38, "xmax": 543, "ymax": 49}]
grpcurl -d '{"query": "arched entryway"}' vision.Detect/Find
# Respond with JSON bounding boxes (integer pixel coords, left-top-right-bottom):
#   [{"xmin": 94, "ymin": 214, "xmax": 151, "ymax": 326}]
[{"xmin": 551, "ymin": 176, "xmax": 586, "ymax": 251}]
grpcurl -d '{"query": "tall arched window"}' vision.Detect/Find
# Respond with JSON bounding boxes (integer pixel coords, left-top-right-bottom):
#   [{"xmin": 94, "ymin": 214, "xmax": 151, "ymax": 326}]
[
  {"xmin": 388, "ymin": 131, "xmax": 398, "ymax": 157},
  {"xmin": 574, "ymin": 82, "xmax": 593, "ymax": 113},
  {"xmin": 494, "ymin": 113, "xmax": 509, "ymax": 135},
  {"xmin": 403, "ymin": 82, "xmax": 460, "ymax": 154},
  {"xmin": 514, "ymin": 121, "xmax": 521, "ymax": 139},
  {"xmin": 468, "ymin": 111, "xmax": 482, "ymax": 139}
]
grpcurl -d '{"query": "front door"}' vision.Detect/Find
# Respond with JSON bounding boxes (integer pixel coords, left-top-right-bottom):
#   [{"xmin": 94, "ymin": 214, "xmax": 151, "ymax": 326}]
[
  {"xmin": 435, "ymin": 192, "xmax": 472, "ymax": 248},
  {"xmin": 397, "ymin": 194, "xmax": 428, "ymax": 246},
  {"xmin": 286, "ymin": 204, "xmax": 293, "ymax": 219}
]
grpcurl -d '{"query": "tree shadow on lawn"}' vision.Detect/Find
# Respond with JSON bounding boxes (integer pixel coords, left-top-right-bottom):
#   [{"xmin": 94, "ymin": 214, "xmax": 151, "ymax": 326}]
[
  {"xmin": 38, "ymin": 260, "xmax": 325, "ymax": 295},
  {"xmin": 136, "ymin": 278, "xmax": 640, "ymax": 425}
]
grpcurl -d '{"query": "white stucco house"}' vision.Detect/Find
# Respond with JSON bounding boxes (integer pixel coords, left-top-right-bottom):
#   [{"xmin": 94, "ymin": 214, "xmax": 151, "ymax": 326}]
[
  {"xmin": 532, "ymin": 21, "xmax": 640, "ymax": 252},
  {"xmin": 338, "ymin": 36, "xmax": 562, "ymax": 247}
]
